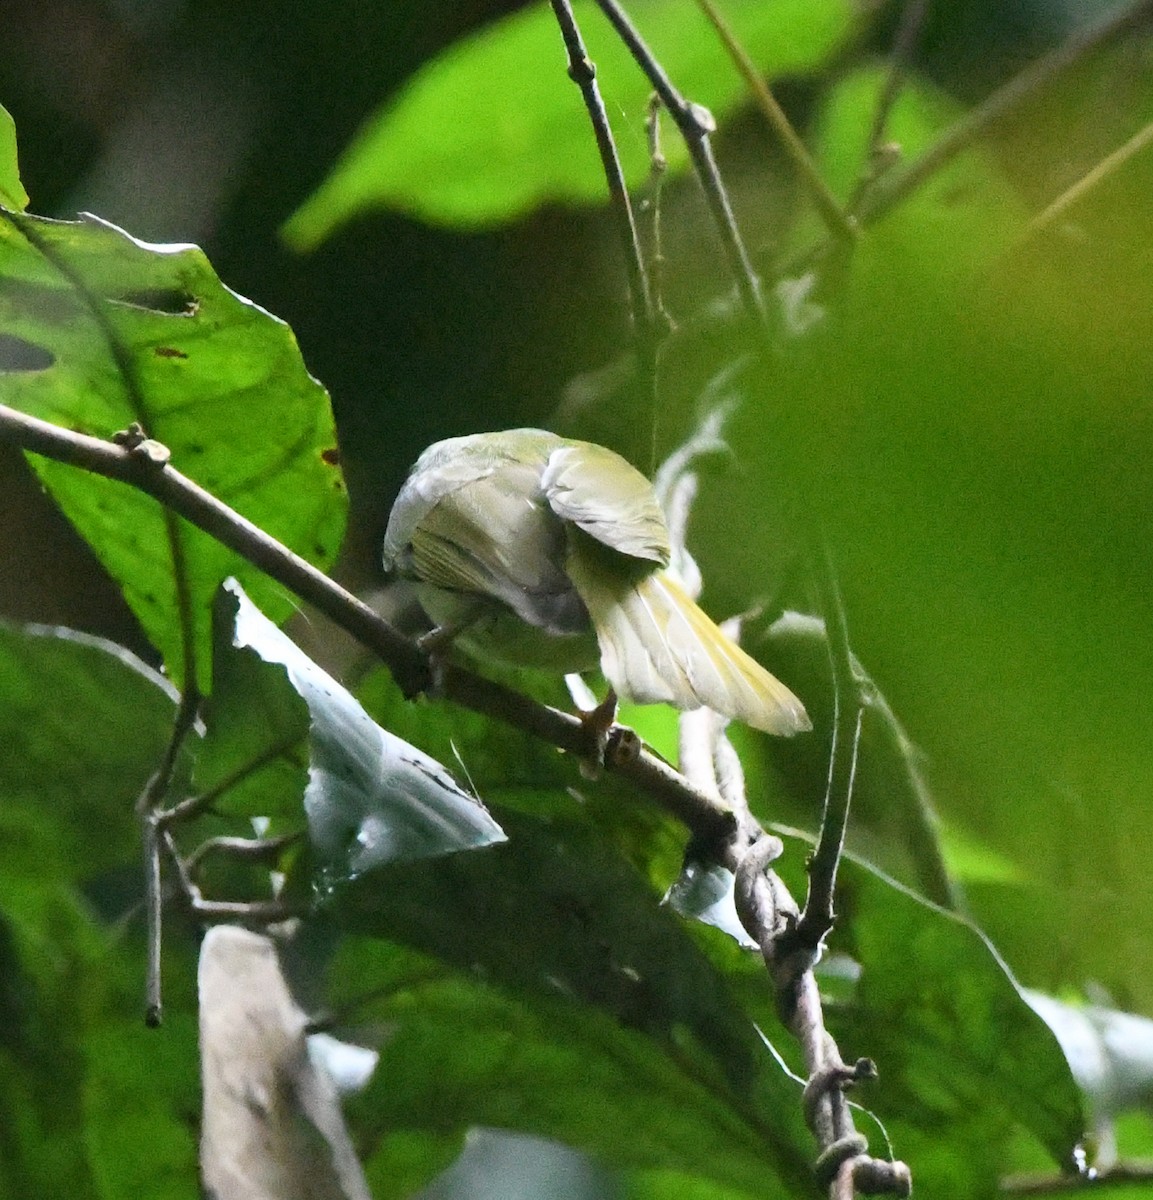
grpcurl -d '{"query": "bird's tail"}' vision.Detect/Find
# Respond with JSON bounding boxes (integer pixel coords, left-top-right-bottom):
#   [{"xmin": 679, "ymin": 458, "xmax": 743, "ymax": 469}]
[{"xmin": 566, "ymin": 552, "xmax": 811, "ymax": 736}]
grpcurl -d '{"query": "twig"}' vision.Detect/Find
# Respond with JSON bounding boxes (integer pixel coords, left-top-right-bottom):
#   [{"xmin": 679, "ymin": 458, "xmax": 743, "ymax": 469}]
[
  {"xmin": 581, "ymin": 10, "xmax": 890, "ymax": 1190},
  {"xmin": 859, "ymin": 0, "xmax": 1153, "ymax": 228},
  {"xmin": 642, "ymin": 95, "xmax": 672, "ymax": 333},
  {"xmin": 794, "ymin": 546, "xmax": 866, "ymax": 948},
  {"xmin": 135, "ymin": 685, "xmax": 201, "ymax": 1027},
  {"xmin": 846, "ymin": 0, "xmax": 929, "ymax": 217},
  {"xmin": 591, "ymin": 0, "xmax": 767, "ymax": 327},
  {"xmin": 183, "ymin": 832, "xmax": 302, "ymax": 881},
  {"xmin": 1015, "ymin": 116, "xmax": 1153, "ymax": 247},
  {"xmin": 693, "ymin": 0, "xmax": 857, "ymax": 244},
  {"xmin": 0, "ymin": 403, "xmax": 737, "ymax": 845},
  {"xmin": 159, "ymin": 734, "xmax": 304, "ymax": 828},
  {"xmin": 549, "ymin": 0, "xmax": 661, "ymax": 392}
]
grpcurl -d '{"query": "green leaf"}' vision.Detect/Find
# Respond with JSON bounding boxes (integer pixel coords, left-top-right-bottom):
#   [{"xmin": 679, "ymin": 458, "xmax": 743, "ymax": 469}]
[
  {"xmin": 828, "ymin": 855, "xmax": 1085, "ymax": 1194},
  {"xmin": 0, "ymin": 210, "xmax": 345, "ymax": 686},
  {"xmin": 220, "ymin": 581, "xmax": 507, "ymax": 875},
  {"xmin": 0, "ymin": 104, "xmax": 29, "ymax": 212},
  {"xmin": 0, "ymin": 622, "xmax": 180, "ymax": 893},
  {"xmin": 807, "ymin": 65, "xmax": 1028, "ymax": 277},
  {"xmin": 284, "ymin": 0, "xmax": 857, "ymax": 243},
  {"xmin": 328, "ymin": 807, "xmax": 813, "ymax": 1197}
]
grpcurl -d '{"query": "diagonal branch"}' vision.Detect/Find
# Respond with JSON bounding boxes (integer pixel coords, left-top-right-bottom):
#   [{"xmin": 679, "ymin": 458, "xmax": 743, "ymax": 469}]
[
  {"xmin": 858, "ymin": 0, "xmax": 1153, "ymax": 228},
  {"xmin": 693, "ymin": 0, "xmax": 857, "ymax": 244},
  {"xmin": 549, "ymin": 0, "xmax": 660, "ymax": 366},
  {"xmin": 0, "ymin": 402, "xmax": 737, "ymax": 845}
]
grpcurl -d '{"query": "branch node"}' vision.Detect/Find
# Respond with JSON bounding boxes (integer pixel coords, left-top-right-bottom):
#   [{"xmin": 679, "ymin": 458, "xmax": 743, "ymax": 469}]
[
  {"xmin": 687, "ymin": 101, "xmax": 717, "ymax": 134},
  {"xmin": 112, "ymin": 421, "xmax": 171, "ymax": 466},
  {"xmin": 567, "ymin": 54, "xmax": 596, "ymax": 85},
  {"xmin": 814, "ymin": 1134, "xmax": 869, "ymax": 1188}
]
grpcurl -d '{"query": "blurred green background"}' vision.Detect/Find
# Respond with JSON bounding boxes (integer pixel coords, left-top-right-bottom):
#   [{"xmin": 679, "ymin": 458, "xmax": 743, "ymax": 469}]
[{"xmin": 3, "ymin": 0, "xmax": 1153, "ymax": 1187}]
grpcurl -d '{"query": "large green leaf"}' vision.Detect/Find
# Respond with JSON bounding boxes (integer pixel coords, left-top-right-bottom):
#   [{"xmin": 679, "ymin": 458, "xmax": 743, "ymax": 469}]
[
  {"xmin": 0, "ymin": 622, "xmax": 180, "ymax": 894},
  {"xmin": 219, "ymin": 581, "xmax": 507, "ymax": 874},
  {"xmin": 825, "ymin": 855, "xmax": 1085, "ymax": 1194},
  {"xmin": 0, "ymin": 210, "xmax": 345, "ymax": 686},
  {"xmin": 284, "ymin": 0, "xmax": 857, "ymax": 243},
  {"xmin": 0, "ymin": 622, "xmax": 200, "ymax": 1198},
  {"xmin": 327, "ymin": 807, "xmax": 814, "ymax": 1197},
  {"xmin": 0, "ymin": 104, "xmax": 28, "ymax": 213}
]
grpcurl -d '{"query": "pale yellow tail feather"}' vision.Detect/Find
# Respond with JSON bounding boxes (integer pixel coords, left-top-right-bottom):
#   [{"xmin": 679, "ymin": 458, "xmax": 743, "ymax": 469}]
[{"xmin": 567, "ymin": 551, "xmax": 810, "ymax": 736}]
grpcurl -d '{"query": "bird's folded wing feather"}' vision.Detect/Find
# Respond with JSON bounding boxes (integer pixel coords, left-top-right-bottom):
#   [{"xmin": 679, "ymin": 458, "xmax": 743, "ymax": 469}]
[{"xmin": 542, "ymin": 443, "xmax": 670, "ymax": 565}]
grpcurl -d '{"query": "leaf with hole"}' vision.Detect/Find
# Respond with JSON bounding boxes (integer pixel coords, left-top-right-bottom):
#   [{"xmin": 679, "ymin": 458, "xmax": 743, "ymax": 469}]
[{"xmin": 0, "ymin": 210, "xmax": 345, "ymax": 686}]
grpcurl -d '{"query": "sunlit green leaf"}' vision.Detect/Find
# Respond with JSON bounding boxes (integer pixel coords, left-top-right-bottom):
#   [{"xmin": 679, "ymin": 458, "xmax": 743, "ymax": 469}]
[
  {"xmin": 284, "ymin": 0, "xmax": 857, "ymax": 243},
  {"xmin": 0, "ymin": 211, "xmax": 345, "ymax": 686},
  {"xmin": 0, "ymin": 104, "xmax": 28, "ymax": 213}
]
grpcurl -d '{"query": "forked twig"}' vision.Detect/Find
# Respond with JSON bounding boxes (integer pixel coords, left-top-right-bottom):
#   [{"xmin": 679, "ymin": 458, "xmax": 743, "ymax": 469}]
[
  {"xmin": 591, "ymin": 0, "xmax": 767, "ymax": 326},
  {"xmin": 859, "ymin": 0, "xmax": 1153, "ymax": 227},
  {"xmin": 548, "ymin": 0, "xmax": 660, "ymax": 389},
  {"xmin": 575, "ymin": 5, "xmax": 896, "ymax": 1191}
]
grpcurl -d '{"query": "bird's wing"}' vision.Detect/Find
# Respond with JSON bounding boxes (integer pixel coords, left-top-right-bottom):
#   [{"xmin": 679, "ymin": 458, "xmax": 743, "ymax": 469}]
[
  {"xmin": 410, "ymin": 461, "xmax": 589, "ymax": 635},
  {"xmin": 383, "ymin": 429, "xmax": 563, "ymax": 569},
  {"xmin": 541, "ymin": 441, "xmax": 670, "ymax": 566}
]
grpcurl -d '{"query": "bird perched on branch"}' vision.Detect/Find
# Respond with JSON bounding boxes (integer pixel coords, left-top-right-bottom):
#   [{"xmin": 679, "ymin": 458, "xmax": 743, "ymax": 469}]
[{"xmin": 382, "ymin": 428, "xmax": 810, "ymax": 737}]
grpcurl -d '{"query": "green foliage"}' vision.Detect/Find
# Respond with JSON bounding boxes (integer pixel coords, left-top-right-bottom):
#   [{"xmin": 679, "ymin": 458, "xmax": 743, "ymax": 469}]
[
  {"xmin": 284, "ymin": 0, "xmax": 856, "ymax": 243},
  {"xmin": 0, "ymin": 210, "xmax": 345, "ymax": 686},
  {"xmin": 0, "ymin": 105, "xmax": 27, "ymax": 213},
  {"xmin": 0, "ymin": 625, "xmax": 199, "ymax": 1198},
  {"xmin": 4, "ymin": 2, "xmax": 1153, "ymax": 1197}
]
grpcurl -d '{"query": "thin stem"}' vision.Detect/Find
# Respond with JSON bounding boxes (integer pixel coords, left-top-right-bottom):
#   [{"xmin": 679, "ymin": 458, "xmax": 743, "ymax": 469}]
[
  {"xmin": 142, "ymin": 812, "xmax": 163, "ymax": 1027},
  {"xmin": 135, "ymin": 684, "xmax": 200, "ymax": 1027},
  {"xmin": 591, "ymin": 0, "xmax": 767, "ymax": 327},
  {"xmin": 846, "ymin": 0, "xmax": 930, "ymax": 217},
  {"xmin": 693, "ymin": 0, "xmax": 857, "ymax": 244},
  {"xmin": 795, "ymin": 544, "xmax": 866, "ymax": 945},
  {"xmin": 159, "ymin": 734, "xmax": 303, "ymax": 828},
  {"xmin": 549, "ymin": 0, "xmax": 659, "ymax": 379},
  {"xmin": 860, "ymin": 0, "xmax": 1153, "ymax": 227},
  {"xmin": 1016, "ymin": 116, "xmax": 1153, "ymax": 246}
]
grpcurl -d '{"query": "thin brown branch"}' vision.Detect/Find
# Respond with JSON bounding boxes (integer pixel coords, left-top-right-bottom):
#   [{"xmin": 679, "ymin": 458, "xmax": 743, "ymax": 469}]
[
  {"xmin": 0, "ymin": 402, "xmax": 736, "ymax": 845},
  {"xmin": 859, "ymin": 0, "xmax": 1153, "ymax": 227},
  {"xmin": 693, "ymin": 0, "xmax": 857, "ymax": 244},
  {"xmin": 846, "ymin": 0, "xmax": 929, "ymax": 217},
  {"xmin": 549, "ymin": 0, "xmax": 658, "ymax": 368},
  {"xmin": 1016, "ymin": 116, "xmax": 1153, "ymax": 246},
  {"xmin": 591, "ymin": 0, "xmax": 767, "ymax": 328}
]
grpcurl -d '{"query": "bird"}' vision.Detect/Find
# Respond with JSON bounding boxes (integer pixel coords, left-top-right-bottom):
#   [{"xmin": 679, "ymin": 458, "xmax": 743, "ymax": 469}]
[{"xmin": 382, "ymin": 428, "xmax": 810, "ymax": 736}]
